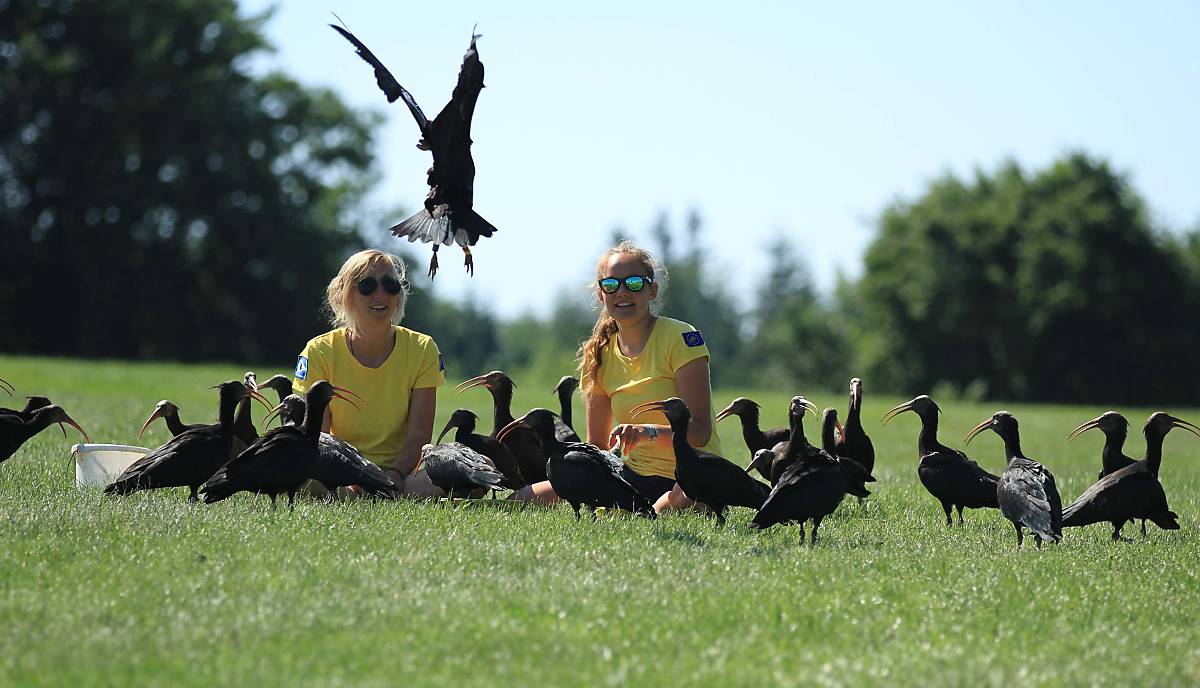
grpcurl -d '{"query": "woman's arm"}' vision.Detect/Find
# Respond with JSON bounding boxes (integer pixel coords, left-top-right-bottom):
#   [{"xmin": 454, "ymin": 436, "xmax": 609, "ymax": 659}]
[
  {"xmin": 585, "ymin": 390, "xmax": 614, "ymax": 447},
  {"xmin": 387, "ymin": 387, "xmax": 437, "ymax": 487}
]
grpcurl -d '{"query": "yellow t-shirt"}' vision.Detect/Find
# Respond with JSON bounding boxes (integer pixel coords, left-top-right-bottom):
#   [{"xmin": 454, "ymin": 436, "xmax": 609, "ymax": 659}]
[
  {"xmin": 591, "ymin": 317, "xmax": 722, "ymax": 479},
  {"xmin": 293, "ymin": 326, "xmax": 445, "ymax": 465}
]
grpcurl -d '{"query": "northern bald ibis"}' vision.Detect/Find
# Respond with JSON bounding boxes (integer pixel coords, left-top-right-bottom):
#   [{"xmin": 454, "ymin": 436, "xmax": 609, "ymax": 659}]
[
  {"xmin": 836, "ymin": 378, "xmax": 875, "ymax": 474},
  {"xmin": 138, "ymin": 400, "xmax": 200, "ymax": 438},
  {"xmin": 500, "ymin": 409, "xmax": 654, "ymax": 519},
  {"xmin": 965, "ymin": 411, "xmax": 1062, "ymax": 548},
  {"xmin": 882, "ymin": 395, "xmax": 999, "ymax": 526},
  {"xmin": 107, "ymin": 381, "xmax": 269, "ymax": 501},
  {"xmin": 437, "ymin": 408, "xmax": 524, "ymax": 490},
  {"xmin": 332, "ymin": 23, "xmax": 496, "ymax": 278},
  {"xmin": 0, "ymin": 396, "xmax": 52, "ymax": 422},
  {"xmin": 267, "ymin": 394, "xmax": 398, "ymax": 499},
  {"xmin": 749, "ymin": 396, "xmax": 846, "ymax": 544},
  {"xmin": 552, "ymin": 376, "xmax": 581, "ymax": 443},
  {"xmin": 202, "ymin": 381, "xmax": 361, "ymax": 509},
  {"xmin": 632, "ymin": 398, "xmax": 769, "ymax": 526},
  {"xmin": 258, "ymin": 374, "xmax": 294, "ymax": 404},
  {"xmin": 419, "ymin": 442, "xmax": 504, "ymax": 499},
  {"xmin": 715, "ymin": 397, "xmax": 789, "ymax": 482},
  {"xmin": 233, "ymin": 372, "xmax": 260, "ymax": 446},
  {"xmin": 1067, "ymin": 411, "xmax": 1143, "ymax": 532},
  {"xmin": 456, "ymin": 371, "xmax": 546, "ymax": 483},
  {"xmin": 743, "ymin": 396, "xmax": 818, "ymax": 485},
  {"xmin": 0, "ymin": 404, "xmax": 90, "ymax": 464},
  {"xmin": 821, "ymin": 408, "xmax": 875, "ymax": 500}
]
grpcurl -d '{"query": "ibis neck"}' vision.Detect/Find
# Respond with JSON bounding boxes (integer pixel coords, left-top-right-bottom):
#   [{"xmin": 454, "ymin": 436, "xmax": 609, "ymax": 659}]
[
  {"xmin": 738, "ymin": 408, "xmax": 764, "ymax": 449},
  {"xmin": 917, "ymin": 412, "xmax": 939, "ymax": 456},
  {"xmin": 490, "ymin": 389, "xmax": 514, "ymax": 432},
  {"xmin": 557, "ymin": 390, "xmax": 574, "ymax": 430},
  {"xmin": 1101, "ymin": 427, "xmax": 1130, "ymax": 473},
  {"xmin": 821, "ymin": 420, "xmax": 838, "ymax": 454},
  {"xmin": 165, "ymin": 410, "xmax": 190, "ymax": 436},
  {"xmin": 1000, "ymin": 430, "xmax": 1025, "ymax": 462},
  {"xmin": 234, "ymin": 397, "xmax": 253, "ymax": 436},
  {"xmin": 1143, "ymin": 429, "xmax": 1165, "ymax": 475},
  {"xmin": 667, "ymin": 414, "xmax": 696, "ymax": 463},
  {"xmin": 217, "ymin": 393, "xmax": 240, "ymax": 430}
]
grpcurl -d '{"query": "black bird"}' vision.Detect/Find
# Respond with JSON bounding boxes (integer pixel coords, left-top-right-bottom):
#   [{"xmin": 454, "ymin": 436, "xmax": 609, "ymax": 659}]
[
  {"xmin": 0, "ymin": 404, "xmax": 90, "ymax": 464},
  {"xmin": 437, "ymin": 408, "xmax": 524, "ymax": 490},
  {"xmin": 965, "ymin": 411, "xmax": 1062, "ymax": 548},
  {"xmin": 1067, "ymin": 411, "xmax": 1144, "ymax": 532},
  {"xmin": 632, "ymin": 398, "xmax": 769, "ymax": 526},
  {"xmin": 552, "ymin": 376, "xmax": 581, "ymax": 443},
  {"xmin": 716, "ymin": 397, "xmax": 789, "ymax": 482},
  {"xmin": 882, "ymin": 395, "xmax": 999, "ymax": 526},
  {"xmin": 138, "ymin": 400, "xmax": 200, "ymax": 439},
  {"xmin": 269, "ymin": 394, "xmax": 399, "ymax": 500},
  {"xmin": 457, "ymin": 371, "xmax": 547, "ymax": 483},
  {"xmin": 258, "ymin": 374, "xmax": 294, "ymax": 404},
  {"xmin": 419, "ymin": 441, "xmax": 505, "ymax": 499},
  {"xmin": 0, "ymin": 396, "xmax": 53, "ymax": 422},
  {"xmin": 107, "ymin": 381, "xmax": 269, "ymax": 501},
  {"xmin": 749, "ymin": 396, "xmax": 847, "ymax": 544},
  {"xmin": 1063, "ymin": 412, "xmax": 1199, "ymax": 540},
  {"xmin": 202, "ymin": 381, "xmax": 360, "ymax": 509},
  {"xmin": 821, "ymin": 408, "xmax": 875, "ymax": 500},
  {"xmin": 233, "ymin": 371, "xmax": 260, "ymax": 447},
  {"xmin": 332, "ymin": 23, "xmax": 495, "ymax": 278},
  {"xmin": 744, "ymin": 396, "xmax": 819, "ymax": 485},
  {"xmin": 836, "ymin": 378, "xmax": 875, "ymax": 474},
  {"xmin": 500, "ymin": 409, "xmax": 655, "ymax": 520}
]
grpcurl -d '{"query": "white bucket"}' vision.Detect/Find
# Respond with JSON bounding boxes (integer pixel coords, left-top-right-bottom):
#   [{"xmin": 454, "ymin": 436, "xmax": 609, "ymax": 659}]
[{"xmin": 72, "ymin": 444, "xmax": 150, "ymax": 488}]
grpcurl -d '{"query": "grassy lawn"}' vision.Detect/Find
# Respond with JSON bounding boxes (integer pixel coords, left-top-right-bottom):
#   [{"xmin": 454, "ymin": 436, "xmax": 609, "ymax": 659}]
[{"xmin": 1, "ymin": 354, "xmax": 1198, "ymax": 686}]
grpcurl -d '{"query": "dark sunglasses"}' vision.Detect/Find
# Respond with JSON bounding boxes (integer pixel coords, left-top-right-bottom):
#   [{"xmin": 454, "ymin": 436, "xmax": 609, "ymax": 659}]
[
  {"xmin": 356, "ymin": 275, "xmax": 403, "ymax": 296},
  {"xmin": 598, "ymin": 275, "xmax": 653, "ymax": 294}
]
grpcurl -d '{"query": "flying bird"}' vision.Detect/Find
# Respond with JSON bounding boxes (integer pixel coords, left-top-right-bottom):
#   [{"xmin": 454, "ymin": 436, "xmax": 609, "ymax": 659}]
[{"xmin": 331, "ymin": 22, "xmax": 496, "ymax": 278}]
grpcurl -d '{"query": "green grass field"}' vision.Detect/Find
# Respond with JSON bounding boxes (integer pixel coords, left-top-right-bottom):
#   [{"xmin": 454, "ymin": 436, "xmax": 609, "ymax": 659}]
[{"xmin": 2, "ymin": 354, "xmax": 1198, "ymax": 686}]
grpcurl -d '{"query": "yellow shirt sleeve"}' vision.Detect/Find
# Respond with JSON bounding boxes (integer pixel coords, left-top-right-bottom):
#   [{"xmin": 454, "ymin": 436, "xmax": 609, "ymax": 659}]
[
  {"xmin": 292, "ymin": 338, "xmax": 329, "ymax": 395},
  {"xmin": 413, "ymin": 337, "xmax": 446, "ymax": 389},
  {"xmin": 668, "ymin": 324, "xmax": 711, "ymax": 372}
]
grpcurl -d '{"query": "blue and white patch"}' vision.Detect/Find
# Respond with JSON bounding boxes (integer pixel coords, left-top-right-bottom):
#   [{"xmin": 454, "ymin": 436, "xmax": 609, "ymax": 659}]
[
  {"xmin": 438, "ymin": 353, "xmax": 445, "ymax": 372},
  {"xmin": 682, "ymin": 331, "xmax": 705, "ymax": 348},
  {"xmin": 294, "ymin": 355, "xmax": 308, "ymax": 380}
]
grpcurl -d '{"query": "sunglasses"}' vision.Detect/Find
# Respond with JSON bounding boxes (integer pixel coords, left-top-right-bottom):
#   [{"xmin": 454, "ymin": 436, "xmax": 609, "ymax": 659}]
[
  {"xmin": 355, "ymin": 275, "xmax": 403, "ymax": 296},
  {"xmin": 598, "ymin": 275, "xmax": 653, "ymax": 294}
]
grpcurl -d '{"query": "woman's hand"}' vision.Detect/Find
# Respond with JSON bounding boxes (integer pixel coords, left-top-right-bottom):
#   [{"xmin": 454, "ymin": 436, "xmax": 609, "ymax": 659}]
[
  {"xmin": 608, "ymin": 423, "xmax": 651, "ymax": 454},
  {"xmin": 384, "ymin": 468, "xmax": 407, "ymax": 495}
]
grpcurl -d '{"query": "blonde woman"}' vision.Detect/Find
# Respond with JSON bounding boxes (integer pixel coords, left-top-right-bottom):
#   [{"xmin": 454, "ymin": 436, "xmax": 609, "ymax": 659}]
[
  {"xmin": 293, "ymin": 249, "xmax": 445, "ymax": 497},
  {"xmin": 513, "ymin": 241, "xmax": 721, "ymax": 512}
]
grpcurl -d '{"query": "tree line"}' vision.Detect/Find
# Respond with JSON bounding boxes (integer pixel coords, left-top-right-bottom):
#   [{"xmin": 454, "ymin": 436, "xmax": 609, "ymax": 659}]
[{"xmin": 3, "ymin": 1, "xmax": 1198, "ymax": 404}]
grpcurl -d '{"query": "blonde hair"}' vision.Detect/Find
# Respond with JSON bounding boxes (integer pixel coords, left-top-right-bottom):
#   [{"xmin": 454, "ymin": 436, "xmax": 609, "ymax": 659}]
[
  {"xmin": 325, "ymin": 249, "xmax": 409, "ymax": 329},
  {"xmin": 577, "ymin": 240, "xmax": 668, "ymax": 393}
]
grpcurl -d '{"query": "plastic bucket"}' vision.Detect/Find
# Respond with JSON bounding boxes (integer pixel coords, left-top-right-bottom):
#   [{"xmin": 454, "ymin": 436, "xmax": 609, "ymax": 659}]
[{"xmin": 72, "ymin": 444, "xmax": 150, "ymax": 488}]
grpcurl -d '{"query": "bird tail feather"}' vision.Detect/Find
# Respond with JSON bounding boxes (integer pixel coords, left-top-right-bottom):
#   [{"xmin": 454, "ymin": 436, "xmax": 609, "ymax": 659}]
[
  {"xmin": 1149, "ymin": 510, "xmax": 1180, "ymax": 530},
  {"xmin": 390, "ymin": 206, "xmax": 497, "ymax": 246}
]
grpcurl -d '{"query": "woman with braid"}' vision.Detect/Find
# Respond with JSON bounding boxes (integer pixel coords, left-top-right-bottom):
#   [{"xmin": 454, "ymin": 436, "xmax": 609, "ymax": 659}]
[{"xmin": 511, "ymin": 241, "xmax": 721, "ymax": 512}]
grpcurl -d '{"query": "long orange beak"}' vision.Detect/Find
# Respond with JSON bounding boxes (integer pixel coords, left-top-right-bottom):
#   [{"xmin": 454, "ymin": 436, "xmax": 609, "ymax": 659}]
[
  {"xmin": 835, "ymin": 417, "xmax": 845, "ymax": 442},
  {"xmin": 454, "ymin": 375, "xmax": 491, "ymax": 395},
  {"xmin": 436, "ymin": 418, "xmax": 456, "ymax": 443},
  {"xmin": 963, "ymin": 418, "xmax": 993, "ymax": 445},
  {"xmin": 263, "ymin": 402, "xmax": 285, "ymax": 427},
  {"xmin": 60, "ymin": 413, "xmax": 91, "ymax": 443},
  {"xmin": 1169, "ymin": 415, "xmax": 1200, "ymax": 440},
  {"xmin": 714, "ymin": 403, "xmax": 734, "ymax": 423},
  {"xmin": 247, "ymin": 387, "xmax": 273, "ymax": 412},
  {"xmin": 331, "ymin": 385, "xmax": 363, "ymax": 411},
  {"xmin": 138, "ymin": 407, "xmax": 165, "ymax": 438},
  {"xmin": 880, "ymin": 400, "xmax": 915, "ymax": 425},
  {"xmin": 744, "ymin": 448, "xmax": 771, "ymax": 473},
  {"xmin": 496, "ymin": 416, "xmax": 527, "ymax": 443},
  {"xmin": 630, "ymin": 400, "xmax": 667, "ymax": 421},
  {"xmin": 1066, "ymin": 416, "xmax": 1102, "ymax": 443},
  {"xmin": 0, "ymin": 377, "xmax": 12, "ymax": 396},
  {"xmin": 796, "ymin": 397, "xmax": 819, "ymax": 416}
]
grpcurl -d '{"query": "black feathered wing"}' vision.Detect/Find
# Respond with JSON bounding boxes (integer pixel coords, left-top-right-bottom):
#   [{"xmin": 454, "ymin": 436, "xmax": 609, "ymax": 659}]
[
  {"xmin": 329, "ymin": 25, "xmax": 428, "ymax": 133},
  {"xmin": 311, "ymin": 433, "xmax": 398, "ymax": 498},
  {"xmin": 1063, "ymin": 464, "xmax": 1174, "ymax": 528},
  {"xmin": 998, "ymin": 460, "xmax": 1062, "ymax": 541}
]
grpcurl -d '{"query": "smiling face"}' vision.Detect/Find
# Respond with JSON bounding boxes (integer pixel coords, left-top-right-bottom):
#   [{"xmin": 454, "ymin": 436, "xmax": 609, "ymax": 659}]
[
  {"xmin": 596, "ymin": 252, "xmax": 658, "ymax": 324},
  {"xmin": 346, "ymin": 267, "xmax": 402, "ymax": 330}
]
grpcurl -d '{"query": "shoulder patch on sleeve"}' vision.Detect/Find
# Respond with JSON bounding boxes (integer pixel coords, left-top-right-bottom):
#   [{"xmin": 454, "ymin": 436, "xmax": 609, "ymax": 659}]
[
  {"xmin": 438, "ymin": 353, "xmax": 445, "ymax": 372},
  {"xmin": 682, "ymin": 331, "xmax": 705, "ymax": 348},
  {"xmin": 295, "ymin": 355, "xmax": 308, "ymax": 380}
]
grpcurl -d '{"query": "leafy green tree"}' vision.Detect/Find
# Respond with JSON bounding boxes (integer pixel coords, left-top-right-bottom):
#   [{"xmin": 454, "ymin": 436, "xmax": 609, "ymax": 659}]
[
  {"xmin": 852, "ymin": 153, "xmax": 1199, "ymax": 403},
  {"xmin": 0, "ymin": 0, "xmax": 377, "ymax": 362}
]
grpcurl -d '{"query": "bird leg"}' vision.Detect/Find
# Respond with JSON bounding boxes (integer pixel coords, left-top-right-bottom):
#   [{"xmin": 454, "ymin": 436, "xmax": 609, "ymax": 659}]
[
  {"xmin": 1035, "ymin": 535, "xmax": 1043, "ymax": 550},
  {"xmin": 1141, "ymin": 519, "xmax": 1148, "ymax": 537},
  {"xmin": 955, "ymin": 505, "xmax": 965, "ymax": 526},
  {"xmin": 797, "ymin": 523, "xmax": 806, "ymax": 545},
  {"xmin": 1014, "ymin": 523, "xmax": 1024, "ymax": 549},
  {"xmin": 428, "ymin": 245, "xmax": 440, "ymax": 279},
  {"xmin": 188, "ymin": 486, "xmax": 199, "ymax": 504},
  {"xmin": 811, "ymin": 517, "xmax": 822, "ymax": 546},
  {"xmin": 571, "ymin": 503, "xmax": 582, "ymax": 520},
  {"xmin": 269, "ymin": 494, "xmax": 278, "ymax": 509},
  {"xmin": 463, "ymin": 246, "xmax": 473, "ymax": 276},
  {"xmin": 288, "ymin": 491, "xmax": 296, "ymax": 512},
  {"xmin": 714, "ymin": 508, "xmax": 727, "ymax": 529},
  {"xmin": 940, "ymin": 501, "xmax": 953, "ymax": 527}
]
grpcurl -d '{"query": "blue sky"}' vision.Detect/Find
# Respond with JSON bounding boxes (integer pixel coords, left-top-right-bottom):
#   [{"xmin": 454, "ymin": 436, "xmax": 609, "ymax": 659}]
[{"xmin": 243, "ymin": 1, "xmax": 1200, "ymax": 317}]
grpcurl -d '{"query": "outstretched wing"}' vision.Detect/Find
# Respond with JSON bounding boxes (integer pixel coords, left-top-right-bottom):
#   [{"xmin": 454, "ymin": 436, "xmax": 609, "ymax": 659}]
[{"xmin": 330, "ymin": 24, "xmax": 429, "ymax": 133}]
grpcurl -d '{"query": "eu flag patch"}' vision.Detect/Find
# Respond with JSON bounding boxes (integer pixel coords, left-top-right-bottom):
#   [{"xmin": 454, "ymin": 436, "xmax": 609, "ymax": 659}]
[
  {"xmin": 682, "ymin": 331, "xmax": 705, "ymax": 348},
  {"xmin": 295, "ymin": 355, "xmax": 308, "ymax": 380},
  {"xmin": 439, "ymin": 353, "xmax": 445, "ymax": 372}
]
